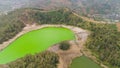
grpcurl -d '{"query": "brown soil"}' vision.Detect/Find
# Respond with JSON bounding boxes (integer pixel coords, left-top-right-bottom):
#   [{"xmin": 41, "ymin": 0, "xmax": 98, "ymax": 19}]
[{"xmin": 116, "ymin": 23, "xmax": 120, "ymax": 31}]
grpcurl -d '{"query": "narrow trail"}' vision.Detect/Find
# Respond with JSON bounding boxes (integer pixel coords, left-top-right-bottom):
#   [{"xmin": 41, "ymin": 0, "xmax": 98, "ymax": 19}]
[{"xmin": 72, "ymin": 12, "xmax": 106, "ymax": 24}]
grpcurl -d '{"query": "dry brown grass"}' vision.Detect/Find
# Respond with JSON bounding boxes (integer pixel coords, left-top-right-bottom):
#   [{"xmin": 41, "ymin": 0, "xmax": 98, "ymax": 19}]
[{"xmin": 0, "ymin": 65, "xmax": 9, "ymax": 68}]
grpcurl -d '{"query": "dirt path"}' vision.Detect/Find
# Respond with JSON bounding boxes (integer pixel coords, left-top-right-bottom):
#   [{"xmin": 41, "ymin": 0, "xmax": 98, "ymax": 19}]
[{"xmin": 72, "ymin": 12, "xmax": 106, "ymax": 24}]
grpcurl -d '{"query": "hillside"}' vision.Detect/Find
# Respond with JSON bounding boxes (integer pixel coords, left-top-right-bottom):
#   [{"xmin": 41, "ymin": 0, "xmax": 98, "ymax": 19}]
[
  {"xmin": 0, "ymin": 0, "xmax": 29, "ymax": 13},
  {"xmin": 0, "ymin": 8, "xmax": 120, "ymax": 68},
  {"xmin": 27, "ymin": 0, "xmax": 120, "ymax": 22},
  {"xmin": 1, "ymin": 0, "xmax": 120, "ymax": 22},
  {"xmin": 0, "ymin": 9, "xmax": 26, "ymax": 44}
]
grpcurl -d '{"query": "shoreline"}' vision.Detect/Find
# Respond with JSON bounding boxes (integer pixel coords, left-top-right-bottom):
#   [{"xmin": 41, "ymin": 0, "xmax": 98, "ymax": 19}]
[{"xmin": 0, "ymin": 24, "xmax": 87, "ymax": 51}]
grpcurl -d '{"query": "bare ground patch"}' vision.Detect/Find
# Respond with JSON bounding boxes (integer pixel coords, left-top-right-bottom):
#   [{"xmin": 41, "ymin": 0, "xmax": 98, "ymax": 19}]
[{"xmin": 116, "ymin": 23, "xmax": 120, "ymax": 32}]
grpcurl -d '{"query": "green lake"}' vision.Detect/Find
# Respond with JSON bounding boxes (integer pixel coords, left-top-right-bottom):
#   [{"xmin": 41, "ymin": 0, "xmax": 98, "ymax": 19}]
[
  {"xmin": 70, "ymin": 56, "xmax": 102, "ymax": 68},
  {"xmin": 0, "ymin": 27, "xmax": 75, "ymax": 64}
]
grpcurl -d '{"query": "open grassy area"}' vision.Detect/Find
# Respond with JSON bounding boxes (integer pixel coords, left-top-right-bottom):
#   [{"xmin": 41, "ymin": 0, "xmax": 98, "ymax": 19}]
[
  {"xmin": 70, "ymin": 56, "xmax": 102, "ymax": 68},
  {"xmin": 0, "ymin": 27, "xmax": 75, "ymax": 64}
]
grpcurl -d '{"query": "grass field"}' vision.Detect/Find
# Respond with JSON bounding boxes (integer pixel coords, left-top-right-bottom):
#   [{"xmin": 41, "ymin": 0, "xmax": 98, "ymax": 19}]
[
  {"xmin": 70, "ymin": 56, "xmax": 102, "ymax": 68},
  {"xmin": 0, "ymin": 27, "xmax": 75, "ymax": 64}
]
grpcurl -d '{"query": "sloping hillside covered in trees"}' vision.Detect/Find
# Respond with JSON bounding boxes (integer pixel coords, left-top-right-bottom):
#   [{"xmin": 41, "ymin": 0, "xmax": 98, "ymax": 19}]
[
  {"xmin": 0, "ymin": 10, "xmax": 25, "ymax": 44},
  {"xmin": 1, "ymin": 0, "xmax": 120, "ymax": 22},
  {"xmin": 25, "ymin": 0, "xmax": 120, "ymax": 22}
]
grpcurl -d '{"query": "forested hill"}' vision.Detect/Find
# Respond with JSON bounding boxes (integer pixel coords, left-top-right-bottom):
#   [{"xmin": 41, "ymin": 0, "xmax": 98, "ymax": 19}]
[
  {"xmin": 0, "ymin": 9, "xmax": 26, "ymax": 44},
  {"xmin": 0, "ymin": 8, "xmax": 120, "ymax": 68},
  {"xmin": 1, "ymin": 0, "xmax": 120, "ymax": 22},
  {"xmin": 26, "ymin": 0, "xmax": 120, "ymax": 22}
]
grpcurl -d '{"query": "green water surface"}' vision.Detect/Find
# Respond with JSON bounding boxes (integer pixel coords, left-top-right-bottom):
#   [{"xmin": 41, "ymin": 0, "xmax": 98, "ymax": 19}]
[
  {"xmin": 70, "ymin": 56, "xmax": 102, "ymax": 68},
  {"xmin": 0, "ymin": 27, "xmax": 75, "ymax": 64}
]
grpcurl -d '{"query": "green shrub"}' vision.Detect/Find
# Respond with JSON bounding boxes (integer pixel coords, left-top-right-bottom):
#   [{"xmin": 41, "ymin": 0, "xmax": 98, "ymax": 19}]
[
  {"xmin": 8, "ymin": 51, "xmax": 59, "ymax": 68},
  {"xmin": 59, "ymin": 41, "xmax": 71, "ymax": 50}
]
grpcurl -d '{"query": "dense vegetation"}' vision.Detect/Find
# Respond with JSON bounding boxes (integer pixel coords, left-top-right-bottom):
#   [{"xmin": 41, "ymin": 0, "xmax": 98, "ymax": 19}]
[
  {"xmin": 8, "ymin": 51, "xmax": 59, "ymax": 68},
  {"xmin": 1, "ymin": 0, "xmax": 120, "ymax": 22},
  {"xmin": 0, "ymin": 12, "xmax": 25, "ymax": 44},
  {"xmin": 59, "ymin": 41, "xmax": 71, "ymax": 50},
  {"xmin": 0, "ymin": 8, "xmax": 120, "ymax": 68},
  {"xmin": 24, "ymin": 0, "xmax": 120, "ymax": 22}
]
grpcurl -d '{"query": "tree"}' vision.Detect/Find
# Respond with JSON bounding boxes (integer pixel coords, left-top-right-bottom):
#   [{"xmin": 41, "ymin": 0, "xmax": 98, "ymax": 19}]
[
  {"xmin": 8, "ymin": 51, "xmax": 59, "ymax": 68},
  {"xmin": 59, "ymin": 41, "xmax": 71, "ymax": 50}
]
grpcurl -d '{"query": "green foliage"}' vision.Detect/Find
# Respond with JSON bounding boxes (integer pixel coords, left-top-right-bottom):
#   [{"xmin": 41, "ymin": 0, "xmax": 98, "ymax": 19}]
[
  {"xmin": 83, "ymin": 24, "xmax": 120, "ymax": 67},
  {"xmin": 70, "ymin": 56, "xmax": 102, "ymax": 68},
  {"xmin": 0, "ymin": 11, "xmax": 25, "ymax": 44},
  {"xmin": 8, "ymin": 51, "xmax": 59, "ymax": 68},
  {"xmin": 59, "ymin": 41, "xmax": 70, "ymax": 50},
  {"xmin": 29, "ymin": 8, "xmax": 83, "ymax": 25}
]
